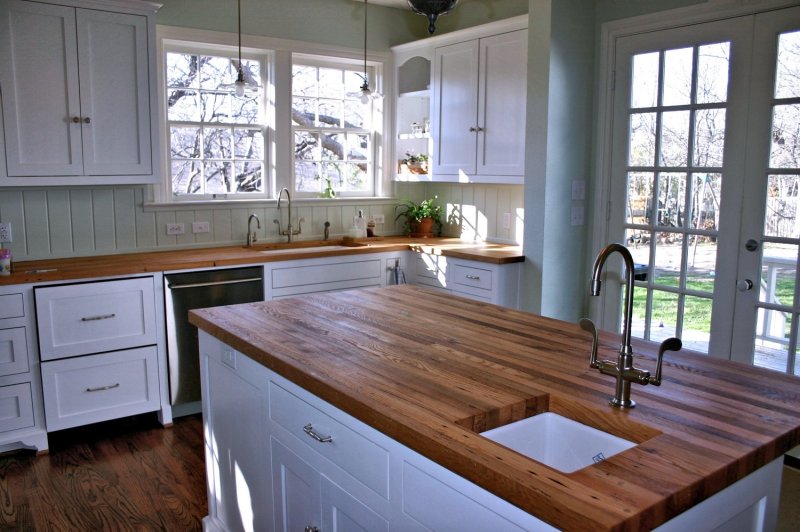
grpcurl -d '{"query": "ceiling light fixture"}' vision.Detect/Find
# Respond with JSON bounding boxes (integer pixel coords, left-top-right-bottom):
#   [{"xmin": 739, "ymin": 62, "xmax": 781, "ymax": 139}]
[{"xmin": 407, "ymin": 0, "xmax": 458, "ymax": 35}]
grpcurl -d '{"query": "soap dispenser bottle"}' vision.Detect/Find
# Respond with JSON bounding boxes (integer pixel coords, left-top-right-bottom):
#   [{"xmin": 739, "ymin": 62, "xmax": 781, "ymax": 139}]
[{"xmin": 355, "ymin": 210, "xmax": 367, "ymax": 238}]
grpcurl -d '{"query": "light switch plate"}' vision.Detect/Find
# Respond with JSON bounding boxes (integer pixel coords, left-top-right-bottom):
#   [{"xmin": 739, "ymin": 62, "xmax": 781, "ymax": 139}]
[
  {"xmin": 192, "ymin": 221, "xmax": 210, "ymax": 234},
  {"xmin": 166, "ymin": 223, "xmax": 185, "ymax": 235},
  {"xmin": 502, "ymin": 213, "xmax": 511, "ymax": 229},
  {"xmin": 0, "ymin": 223, "xmax": 11, "ymax": 242},
  {"xmin": 373, "ymin": 214, "xmax": 385, "ymax": 224}
]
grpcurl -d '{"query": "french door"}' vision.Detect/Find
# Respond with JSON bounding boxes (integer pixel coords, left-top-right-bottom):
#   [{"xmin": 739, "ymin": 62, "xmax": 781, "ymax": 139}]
[{"xmin": 606, "ymin": 6, "xmax": 800, "ymax": 374}]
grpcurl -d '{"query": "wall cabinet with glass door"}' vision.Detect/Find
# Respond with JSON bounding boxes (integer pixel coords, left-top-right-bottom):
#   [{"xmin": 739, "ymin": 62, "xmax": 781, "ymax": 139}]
[
  {"xmin": 0, "ymin": 0, "xmax": 160, "ymax": 186},
  {"xmin": 392, "ymin": 44, "xmax": 433, "ymax": 181}
]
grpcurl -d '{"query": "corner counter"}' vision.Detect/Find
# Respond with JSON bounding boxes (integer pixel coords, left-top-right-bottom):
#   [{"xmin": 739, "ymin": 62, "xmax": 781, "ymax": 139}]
[{"xmin": 189, "ymin": 285, "xmax": 800, "ymax": 531}]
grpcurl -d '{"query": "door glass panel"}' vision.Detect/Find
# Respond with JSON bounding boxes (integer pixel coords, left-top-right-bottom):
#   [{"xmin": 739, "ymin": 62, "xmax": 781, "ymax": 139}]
[
  {"xmin": 755, "ymin": 307, "xmax": 792, "ymax": 371},
  {"xmin": 657, "ymin": 173, "xmax": 686, "ymax": 227},
  {"xmin": 626, "ymin": 172, "xmax": 654, "ymax": 225},
  {"xmin": 770, "ymin": 104, "xmax": 800, "ymax": 168},
  {"xmin": 690, "ymin": 173, "xmax": 721, "ymax": 231},
  {"xmin": 663, "ymin": 47, "xmax": 693, "ymax": 106},
  {"xmin": 686, "ymin": 236, "xmax": 717, "ymax": 292},
  {"xmin": 631, "ymin": 52, "xmax": 660, "ymax": 108},
  {"xmin": 648, "ymin": 290, "xmax": 679, "ymax": 341},
  {"xmin": 764, "ymin": 175, "xmax": 800, "ymax": 238},
  {"xmin": 654, "ymin": 231, "xmax": 683, "ymax": 288},
  {"xmin": 660, "ymin": 110, "xmax": 690, "ymax": 166},
  {"xmin": 775, "ymin": 30, "xmax": 800, "ymax": 98},
  {"xmin": 682, "ymin": 295, "xmax": 713, "ymax": 353},
  {"xmin": 760, "ymin": 243, "xmax": 797, "ymax": 306},
  {"xmin": 694, "ymin": 109, "xmax": 726, "ymax": 167},
  {"xmin": 697, "ymin": 42, "xmax": 730, "ymax": 103},
  {"xmin": 629, "ymin": 113, "xmax": 657, "ymax": 166}
]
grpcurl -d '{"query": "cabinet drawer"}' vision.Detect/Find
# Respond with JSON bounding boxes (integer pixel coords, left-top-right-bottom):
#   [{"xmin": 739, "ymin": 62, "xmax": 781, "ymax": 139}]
[
  {"xmin": 0, "ymin": 382, "xmax": 34, "ymax": 433},
  {"xmin": 271, "ymin": 259, "xmax": 381, "ymax": 289},
  {"xmin": 0, "ymin": 327, "xmax": 29, "ymax": 377},
  {"xmin": 450, "ymin": 263, "xmax": 493, "ymax": 291},
  {"xmin": 0, "ymin": 294, "xmax": 24, "ymax": 319},
  {"xmin": 414, "ymin": 254, "xmax": 447, "ymax": 288},
  {"xmin": 269, "ymin": 382, "xmax": 389, "ymax": 499},
  {"xmin": 41, "ymin": 346, "xmax": 160, "ymax": 431},
  {"xmin": 35, "ymin": 277, "xmax": 156, "ymax": 361}
]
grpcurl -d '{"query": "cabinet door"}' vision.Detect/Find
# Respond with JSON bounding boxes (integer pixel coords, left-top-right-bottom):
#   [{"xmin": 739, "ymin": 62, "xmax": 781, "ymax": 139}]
[
  {"xmin": 432, "ymin": 40, "xmax": 479, "ymax": 176},
  {"xmin": 271, "ymin": 438, "xmax": 321, "ymax": 532},
  {"xmin": 477, "ymin": 30, "xmax": 528, "ymax": 176},
  {"xmin": 0, "ymin": 0, "xmax": 83, "ymax": 177},
  {"xmin": 321, "ymin": 476, "xmax": 388, "ymax": 532},
  {"xmin": 76, "ymin": 9, "xmax": 151, "ymax": 176}
]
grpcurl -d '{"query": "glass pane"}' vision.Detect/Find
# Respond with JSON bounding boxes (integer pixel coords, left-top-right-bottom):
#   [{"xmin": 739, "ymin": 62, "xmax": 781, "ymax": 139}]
[
  {"xmin": 344, "ymin": 100, "xmax": 367, "ymax": 129},
  {"xmin": 318, "ymin": 100, "xmax": 342, "ymax": 127},
  {"xmin": 626, "ymin": 172, "xmax": 654, "ymax": 225},
  {"xmin": 775, "ymin": 30, "xmax": 800, "ymax": 99},
  {"xmin": 663, "ymin": 47, "xmax": 693, "ymax": 107},
  {"xmin": 681, "ymin": 295, "xmax": 712, "ymax": 353},
  {"xmin": 166, "ymin": 53, "xmax": 198, "ymax": 88},
  {"xmin": 204, "ymin": 161, "xmax": 234, "ymax": 193},
  {"xmin": 795, "ymin": 342, "xmax": 800, "ymax": 376},
  {"xmin": 232, "ymin": 94, "xmax": 260, "ymax": 124},
  {"xmin": 292, "ymin": 65, "xmax": 318, "ymax": 97},
  {"xmin": 654, "ymin": 231, "xmax": 683, "ymax": 288},
  {"xmin": 631, "ymin": 52, "xmax": 659, "ymax": 108},
  {"xmin": 319, "ymin": 68, "xmax": 344, "ymax": 98},
  {"xmin": 660, "ymin": 111, "xmax": 690, "ymax": 167},
  {"xmin": 340, "ymin": 162, "xmax": 368, "ymax": 191},
  {"xmin": 760, "ymin": 242, "xmax": 797, "ymax": 307},
  {"xmin": 170, "ymin": 127, "xmax": 201, "ymax": 158},
  {"xmin": 321, "ymin": 133, "xmax": 345, "ymax": 161},
  {"xmin": 694, "ymin": 108, "xmax": 726, "ymax": 167},
  {"xmin": 199, "ymin": 55, "xmax": 235, "ymax": 90},
  {"xmin": 234, "ymin": 129, "xmax": 264, "ymax": 159},
  {"xmin": 686, "ymin": 236, "xmax": 717, "ymax": 294},
  {"xmin": 234, "ymin": 162, "xmax": 262, "ymax": 192},
  {"xmin": 754, "ymin": 307, "xmax": 790, "ymax": 372},
  {"xmin": 657, "ymin": 173, "xmax": 686, "ymax": 228},
  {"xmin": 696, "ymin": 42, "xmax": 730, "ymax": 104},
  {"xmin": 689, "ymin": 173, "xmax": 721, "ymax": 231},
  {"xmin": 770, "ymin": 104, "xmax": 800, "ymax": 169},
  {"xmin": 293, "ymin": 98, "xmax": 316, "ymax": 126},
  {"xmin": 764, "ymin": 175, "xmax": 800, "ymax": 238},
  {"xmin": 172, "ymin": 160, "xmax": 202, "ymax": 195},
  {"xmin": 629, "ymin": 113, "xmax": 657, "ymax": 166},
  {"xmin": 347, "ymin": 134, "xmax": 369, "ymax": 161},
  {"xmin": 648, "ymin": 290, "xmax": 680, "ymax": 341},
  {"xmin": 625, "ymin": 228, "xmax": 652, "ymax": 266},
  {"xmin": 167, "ymin": 90, "xmax": 199, "ymax": 121},
  {"xmin": 295, "ymin": 132, "xmax": 318, "ymax": 161},
  {"xmin": 203, "ymin": 128, "xmax": 232, "ymax": 159},
  {"xmin": 295, "ymin": 161, "xmax": 320, "ymax": 192},
  {"xmin": 200, "ymin": 92, "xmax": 232, "ymax": 123}
]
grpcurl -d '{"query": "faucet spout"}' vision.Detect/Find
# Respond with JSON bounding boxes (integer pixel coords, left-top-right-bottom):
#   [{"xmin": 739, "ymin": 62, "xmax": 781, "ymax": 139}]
[
  {"xmin": 590, "ymin": 243, "xmax": 635, "ymax": 352},
  {"xmin": 276, "ymin": 187, "xmax": 302, "ymax": 243}
]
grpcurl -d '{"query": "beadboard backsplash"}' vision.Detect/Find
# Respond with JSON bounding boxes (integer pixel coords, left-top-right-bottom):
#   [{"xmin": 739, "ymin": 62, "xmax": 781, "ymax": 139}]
[{"xmin": 0, "ymin": 183, "xmax": 523, "ymax": 261}]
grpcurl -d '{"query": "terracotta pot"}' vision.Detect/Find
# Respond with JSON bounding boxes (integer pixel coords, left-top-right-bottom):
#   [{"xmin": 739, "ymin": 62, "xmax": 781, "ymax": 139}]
[{"xmin": 410, "ymin": 217, "xmax": 435, "ymax": 237}]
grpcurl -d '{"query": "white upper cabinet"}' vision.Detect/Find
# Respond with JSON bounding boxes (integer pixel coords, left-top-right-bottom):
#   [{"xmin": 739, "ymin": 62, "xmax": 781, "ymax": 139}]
[
  {"xmin": 432, "ymin": 28, "xmax": 528, "ymax": 183},
  {"xmin": 0, "ymin": 0, "xmax": 159, "ymax": 185}
]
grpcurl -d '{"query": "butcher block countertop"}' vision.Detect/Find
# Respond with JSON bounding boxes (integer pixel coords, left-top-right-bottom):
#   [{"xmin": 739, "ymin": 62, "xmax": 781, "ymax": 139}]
[
  {"xmin": 189, "ymin": 285, "xmax": 800, "ymax": 531},
  {"xmin": 0, "ymin": 237, "xmax": 522, "ymax": 286}
]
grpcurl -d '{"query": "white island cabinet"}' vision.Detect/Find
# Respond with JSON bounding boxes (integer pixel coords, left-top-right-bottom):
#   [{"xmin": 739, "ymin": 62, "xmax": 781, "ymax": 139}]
[{"xmin": 199, "ymin": 328, "xmax": 785, "ymax": 532}]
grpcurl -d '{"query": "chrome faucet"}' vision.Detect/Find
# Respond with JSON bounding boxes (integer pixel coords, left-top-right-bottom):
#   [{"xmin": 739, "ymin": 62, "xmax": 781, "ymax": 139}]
[
  {"xmin": 582, "ymin": 243, "xmax": 682, "ymax": 408},
  {"xmin": 273, "ymin": 187, "xmax": 303, "ymax": 243},
  {"xmin": 246, "ymin": 213, "xmax": 260, "ymax": 247}
]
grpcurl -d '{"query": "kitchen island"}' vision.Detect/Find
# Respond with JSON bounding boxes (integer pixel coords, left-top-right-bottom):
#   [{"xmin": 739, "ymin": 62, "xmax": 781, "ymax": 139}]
[{"xmin": 189, "ymin": 285, "xmax": 800, "ymax": 531}]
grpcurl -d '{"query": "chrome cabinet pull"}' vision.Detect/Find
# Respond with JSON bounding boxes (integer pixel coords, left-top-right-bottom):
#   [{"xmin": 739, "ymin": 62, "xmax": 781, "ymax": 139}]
[
  {"xmin": 465, "ymin": 274, "xmax": 480, "ymax": 281},
  {"xmin": 80, "ymin": 313, "xmax": 116, "ymax": 322},
  {"xmin": 303, "ymin": 423, "xmax": 333, "ymax": 443},
  {"xmin": 85, "ymin": 383, "xmax": 120, "ymax": 393},
  {"xmin": 304, "ymin": 526, "xmax": 319, "ymax": 532}
]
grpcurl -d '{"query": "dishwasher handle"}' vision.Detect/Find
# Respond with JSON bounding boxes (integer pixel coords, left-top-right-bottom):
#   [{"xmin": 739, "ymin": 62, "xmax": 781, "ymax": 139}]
[{"xmin": 167, "ymin": 277, "xmax": 263, "ymax": 290}]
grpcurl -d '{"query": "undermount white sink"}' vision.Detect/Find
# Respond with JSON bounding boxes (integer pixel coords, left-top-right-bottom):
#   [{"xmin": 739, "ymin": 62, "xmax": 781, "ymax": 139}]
[
  {"xmin": 480, "ymin": 412, "xmax": 636, "ymax": 473},
  {"xmin": 256, "ymin": 245, "xmax": 353, "ymax": 254}
]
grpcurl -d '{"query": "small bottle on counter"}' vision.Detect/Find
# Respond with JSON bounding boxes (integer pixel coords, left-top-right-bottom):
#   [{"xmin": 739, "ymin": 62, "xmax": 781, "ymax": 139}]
[
  {"xmin": 0, "ymin": 249, "xmax": 11, "ymax": 276},
  {"xmin": 366, "ymin": 218, "xmax": 376, "ymax": 238},
  {"xmin": 354, "ymin": 210, "xmax": 367, "ymax": 238}
]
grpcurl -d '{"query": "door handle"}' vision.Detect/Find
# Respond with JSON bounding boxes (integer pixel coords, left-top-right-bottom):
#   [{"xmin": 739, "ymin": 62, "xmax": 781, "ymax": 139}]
[{"xmin": 737, "ymin": 279, "xmax": 754, "ymax": 292}]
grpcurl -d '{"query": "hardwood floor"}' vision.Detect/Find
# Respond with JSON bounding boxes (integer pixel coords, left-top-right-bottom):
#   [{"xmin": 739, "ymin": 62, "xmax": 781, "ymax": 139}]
[{"xmin": 0, "ymin": 414, "xmax": 206, "ymax": 531}]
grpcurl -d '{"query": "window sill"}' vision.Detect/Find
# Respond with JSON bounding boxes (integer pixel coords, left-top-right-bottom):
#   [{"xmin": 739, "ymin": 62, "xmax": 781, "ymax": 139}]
[{"xmin": 143, "ymin": 196, "xmax": 399, "ymax": 211}]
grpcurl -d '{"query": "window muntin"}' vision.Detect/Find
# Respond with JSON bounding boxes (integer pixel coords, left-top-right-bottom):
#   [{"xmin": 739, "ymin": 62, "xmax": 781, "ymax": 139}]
[
  {"xmin": 165, "ymin": 48, "xmax": 268, "ymax": 199},
  {"xmin": 292, "ymin": 61, "xmax": 377, "ymax": 198}
]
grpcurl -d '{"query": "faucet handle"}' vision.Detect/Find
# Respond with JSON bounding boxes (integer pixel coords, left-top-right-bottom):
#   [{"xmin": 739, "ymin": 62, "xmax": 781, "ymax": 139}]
[
  {"xmin": 273, "ymin": 218, "xmax": 282, "ymax": 235},
  {"xmin": 579, "ymin": 318, "xmax": 600, "ymax": 369},
  {"xmin": 648, "ymin": 337, "xmax": 682, "ymax": 386}
]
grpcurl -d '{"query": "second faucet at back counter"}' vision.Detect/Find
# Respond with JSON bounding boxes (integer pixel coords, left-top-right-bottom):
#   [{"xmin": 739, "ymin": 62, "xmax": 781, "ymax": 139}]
[{"xmin": 273, "ymin": 187, "xmax": 303, "ymax": 243}]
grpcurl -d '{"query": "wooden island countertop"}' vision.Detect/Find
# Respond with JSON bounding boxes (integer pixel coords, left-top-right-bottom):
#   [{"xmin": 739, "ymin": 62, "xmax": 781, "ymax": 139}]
[{"xmin": 188, "ymin": 285, "xmax": 800, "ymax": 531}]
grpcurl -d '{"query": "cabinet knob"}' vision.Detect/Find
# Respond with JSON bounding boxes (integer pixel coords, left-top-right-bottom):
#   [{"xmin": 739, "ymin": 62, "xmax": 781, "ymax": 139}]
[
  {"xmin": 304, "ymin": 526, "xmax": 319, "ymax": 532},
  {"xmin": 469, "ymin": 126, "xmax": 477, "ymax": 132},
  {"xmin": 83, "ymin": 116, "xmax": 91, "ymax": 124},
  {"xmin": 71, "ymin": 116, "xmax": 81, "ymax": 123}
]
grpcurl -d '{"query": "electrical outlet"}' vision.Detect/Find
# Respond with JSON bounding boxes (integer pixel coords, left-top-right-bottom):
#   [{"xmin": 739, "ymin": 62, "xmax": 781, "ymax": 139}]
[
  {"xmin": 192, "ymin": 221, "xmax": 210, "ymax": 234},
  {"xmin": 502, "ymin": 213, "xmax": 511, "ymax": 230},
  {"xmin": 0, "ymin": 222, "xmax": 11, "ymax": 242},
  {"xmin": 372, "ymin": 214, "xmax": 385, "ymax": 224},
  {"xmin": 166, "ymin": 223, "xmax": 185, "ymax": 235}
]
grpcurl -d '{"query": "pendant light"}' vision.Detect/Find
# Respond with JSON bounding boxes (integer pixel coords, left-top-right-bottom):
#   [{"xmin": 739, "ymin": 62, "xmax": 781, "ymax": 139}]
[
  {"xmin": 234, "ymin": 0, "xmax": 245, "ymax": 96},
  {"xmin": 407, "ymin": 0, "xmax": 458, "ymax": 34}
]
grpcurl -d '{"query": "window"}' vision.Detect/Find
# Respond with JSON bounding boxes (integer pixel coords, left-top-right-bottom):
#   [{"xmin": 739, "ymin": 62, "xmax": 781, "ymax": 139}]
[
  {"xmin": 165, "ymin": 45, "xmax": 270, "ymax": 200},
  {"xmin": 292, "ymin": 59, "xmax": 379, "ymax": 198}
]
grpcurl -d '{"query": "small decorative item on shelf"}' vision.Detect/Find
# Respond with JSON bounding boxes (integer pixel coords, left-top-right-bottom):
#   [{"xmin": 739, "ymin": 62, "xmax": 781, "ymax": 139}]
[
  {"xmin": 399, "ymin": 152, "xmax": 429, "ymax": 175},
  {"xmin": 411, "ymin": 122, "xmax": 423, "ymax": 135},
  {"xmin": 317, "ymin": 176, "xmax": 336, "ymax": 198},
  {"xmin": 395, "ymin": 196, "xmax": 443, "ymax": 237}
]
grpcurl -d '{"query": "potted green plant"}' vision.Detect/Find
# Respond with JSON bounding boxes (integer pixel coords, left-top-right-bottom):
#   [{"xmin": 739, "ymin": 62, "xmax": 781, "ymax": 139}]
[
  {"xmin": 395, "ymin": 196, "xmax": 443, "ymax": 237},
  {"xmin": 399, "ymin": 152, "xmax": 429, "ymax": 175}
]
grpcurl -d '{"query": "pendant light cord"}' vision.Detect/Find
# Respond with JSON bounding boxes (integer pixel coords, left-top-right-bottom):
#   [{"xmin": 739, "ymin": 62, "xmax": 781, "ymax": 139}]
[{"xmin": 363, "ymin": 0, "xmax": 368, "ymax": 83}]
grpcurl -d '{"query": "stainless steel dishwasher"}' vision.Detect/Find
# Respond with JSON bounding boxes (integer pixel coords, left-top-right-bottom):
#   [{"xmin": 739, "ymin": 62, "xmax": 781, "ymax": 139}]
[{"xmin": 165, "ymin": 266, "xmax": 264, "ymax": 416}]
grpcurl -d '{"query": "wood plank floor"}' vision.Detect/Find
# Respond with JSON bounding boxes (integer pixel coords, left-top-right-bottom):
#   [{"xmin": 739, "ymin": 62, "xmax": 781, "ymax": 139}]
[{"xmin": 0, "ymin": 414, "xmax": 206, "ymax": 531}]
